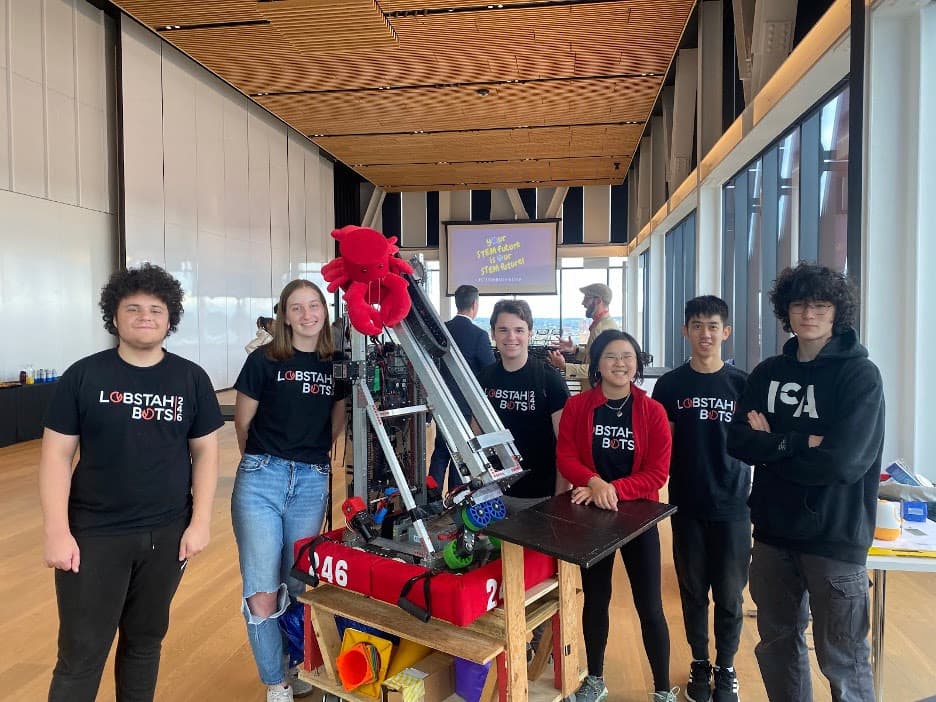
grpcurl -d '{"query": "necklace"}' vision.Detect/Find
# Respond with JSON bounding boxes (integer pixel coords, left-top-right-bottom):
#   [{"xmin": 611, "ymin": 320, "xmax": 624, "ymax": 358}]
[{"xmin": 604, "ymin": 394, "xmax": 631, "ymax": 417}]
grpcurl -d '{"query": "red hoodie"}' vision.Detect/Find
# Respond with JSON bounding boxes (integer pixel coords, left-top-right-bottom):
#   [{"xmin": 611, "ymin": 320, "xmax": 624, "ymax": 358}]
[{"xmin": 556, "ymin": 383, "xmax": 671, "ymax": 502}]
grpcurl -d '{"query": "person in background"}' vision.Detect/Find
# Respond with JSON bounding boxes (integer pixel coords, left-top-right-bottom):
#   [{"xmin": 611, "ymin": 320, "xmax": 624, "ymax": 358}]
[
  {"xmin": 428, "ymin": 284, "xmax": 495, "ymax": 492},
  {"xmin": 728, "ymin": 262, "xmax": 884, "ymax": 702},
  {"xmin": 547, "ymin": 283, "xmax": 618, "ymax": 382},
  {"xmin": 477, "ymin": 299, "xmax": 569, "ymax": 499},
  {"xmin": 232, "ymin": 280, "xmax": 348, "ymax": 702},
  {"xmin": 40, "ymin": 263, "xmax": 223, "ymax": 702},
  {"xmin": 652, "ymin": 296, "xmax": 749, "ymax": 702},
  {"xmin": 246, "ymin": 316, "xmax": 274, "ymax": 354},
  {"xmin": 556, "ymin": 329, "xmax": 676, "ymax": 702}
]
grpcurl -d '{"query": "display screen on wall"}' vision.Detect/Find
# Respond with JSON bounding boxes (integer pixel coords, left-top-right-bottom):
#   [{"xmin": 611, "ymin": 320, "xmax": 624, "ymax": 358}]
[{"xmin": 443, "ymin": 220, "xmax": 559, "ymax": 295}]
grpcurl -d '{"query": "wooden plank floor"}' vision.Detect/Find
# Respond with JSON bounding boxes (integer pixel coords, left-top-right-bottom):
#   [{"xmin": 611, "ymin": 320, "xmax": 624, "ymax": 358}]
[{"xmin": 1, "ymin": 413, "xmax": 934, "ymax": 701}]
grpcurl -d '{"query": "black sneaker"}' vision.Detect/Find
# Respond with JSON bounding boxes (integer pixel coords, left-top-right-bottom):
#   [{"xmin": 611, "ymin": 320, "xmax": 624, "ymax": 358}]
[
  {"xmin": 685, "ymin": 660, "xmax": 712, "ymax": 702},
  {"xmin": 713, "ymin": 666, "xmax": 739, "ymax": 702}
]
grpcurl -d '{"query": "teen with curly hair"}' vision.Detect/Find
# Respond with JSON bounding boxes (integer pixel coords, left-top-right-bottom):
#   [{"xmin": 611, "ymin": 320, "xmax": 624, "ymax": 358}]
[
  {"xmin": 232, "ymin": 280, "xmax": 347, "ymax": 702},
  {"xmin": 728, "ymin": 262, "xmax": 884, "ymax": 702},
  {"xmin": 40, "ymin": 263, "xmax": 224, "ymax": 702},
  {"xmin": 556, "ymin": 329, "xmax": 677, "ymax": 702}
]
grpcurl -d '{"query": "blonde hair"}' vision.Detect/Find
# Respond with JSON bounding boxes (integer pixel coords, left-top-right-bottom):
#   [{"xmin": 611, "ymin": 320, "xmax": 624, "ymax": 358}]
[{"xmin": 266, "ymin": 280, "xmax": 335, "ymax": 361}]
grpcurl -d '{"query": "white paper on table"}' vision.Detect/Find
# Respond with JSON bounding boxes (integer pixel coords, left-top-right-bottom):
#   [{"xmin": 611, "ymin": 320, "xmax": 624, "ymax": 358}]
[{"xmin": 873, "ymin": 515, "xmax": 936, "ymax": 551}]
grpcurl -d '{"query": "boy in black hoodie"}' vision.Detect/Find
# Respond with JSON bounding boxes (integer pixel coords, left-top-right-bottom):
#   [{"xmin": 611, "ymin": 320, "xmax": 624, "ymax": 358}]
[{"xmin": 727, "ymin": 262, "xmax": 884, "ymax": 702}]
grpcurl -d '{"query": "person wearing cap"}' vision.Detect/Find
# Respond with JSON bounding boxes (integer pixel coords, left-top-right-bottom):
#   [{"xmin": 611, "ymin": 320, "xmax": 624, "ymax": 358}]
[{"xmin": 547, "ymin": 282, "xmax": 619, "ymax": 382}]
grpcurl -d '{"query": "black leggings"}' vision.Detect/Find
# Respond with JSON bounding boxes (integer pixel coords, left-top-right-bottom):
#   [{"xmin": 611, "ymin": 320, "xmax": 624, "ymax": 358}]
[{"xmin": 580, "ymin": 525, "xmax": 670, "ymax": 691}]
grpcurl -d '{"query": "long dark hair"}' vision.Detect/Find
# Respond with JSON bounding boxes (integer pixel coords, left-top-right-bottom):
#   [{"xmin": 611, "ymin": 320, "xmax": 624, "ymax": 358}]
[
  {"xmin": 588, "ymin": 329, "xmax": 645, "ymax": 387},
  {"xmin": 266, "ymin": 280, "xmax": 334, "ymax": 361}
]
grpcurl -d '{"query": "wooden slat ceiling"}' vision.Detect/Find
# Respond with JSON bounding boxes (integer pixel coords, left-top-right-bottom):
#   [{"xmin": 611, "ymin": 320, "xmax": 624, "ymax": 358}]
[{"xmin": 113, "ymin": 0, "xmax": 695, "ymax": 192}]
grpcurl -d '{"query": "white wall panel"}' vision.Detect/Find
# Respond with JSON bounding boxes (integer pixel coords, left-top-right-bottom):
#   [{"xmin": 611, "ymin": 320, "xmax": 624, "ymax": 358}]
[
  {"xmin": 223, "ymin": 92, "xmax": 250, "ymax": 242},
  {"xmin": 287, "ymin": 133, "xmax": 307, "ymax": 278},
  {"xmin": 119, "ymin": 16, "xmax": 331, "ymax": 387},
  {"xmin": 196, "ymin": 82, "xmax": 225, "ymax": 238},
  {"xmin": 10, "ymin": 0, "xmax": 41, "ymax": 84},
  {"xmin": 120, "ymin": 20, "xmax": 163, "ymax": 264},
  {"xmin": 45, "ymin": 0, "xmax": 75, "ymax": 98},
  {"xmin": 319, "ymin": 154, "xmax": 334, "ymax": 261},
  {"xmin": 269, "ymin": 122, "xmax": 289, "ymax": 254},
  {"xmin": 75, "ymin": 0, "xmax": 105, "ymax": 110},
  {"xmin": 0, "ymin": 0, "xmax": 8, "ymax": 69},
  {"xmin": 489, "ymin": 189, "xmax": 513, "ymax": 220},
  {"xmin": 162, "ymin": 52, "xmax": 197, "ymax": 232},
  {"xmin": 47, "ymin": 88, "xmax": 78, "ymax": 204},
  {"xmin": 304, "ymin": 149, "xmax": 324, "ymax": 263},
  {"xmin": 401, "ymin": 191, "xmax": 427, "ymax": 247},
  {"xmin": 197, "ymin": 231, "xmax": 228, "ymax": 387},
  {"xmin": 248, "ymin": 239, "xmax": 274, "ymax": 322},
  {"xmin": 225, "ymin": 237, "xmax": 252, "ymax": 384},
  {"xmin": 10, "ymin": 74, "xmax": 45, "ymax": 197},
  {"xmin": 583, "ymin": 185, "xmax": 611, "ymax": 244},
  {"xmin": 247, "ymin": 103, "xmax": 271, "ymax": 248},
  {"xmin": 0, "ymin": 188, "xmax": 114, "ymax": 380},
  {"xmin": 0, "ymin": 70, "xmax": 11, "ymax": 190}
]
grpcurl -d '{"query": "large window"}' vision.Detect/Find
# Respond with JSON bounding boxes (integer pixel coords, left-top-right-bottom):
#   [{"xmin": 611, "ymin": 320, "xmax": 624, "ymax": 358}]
[
  {"xmin": 638, "ymin": 250, "xmax": 651, "ymax": 355},
  {"xmin": 664, "ymin": 213, "xmax": 696, "ymax": 368},
  {"xmin": 722, "ymin": 83, "xmax": 849, "ymax": 371},
  {"xmin": 471, "ymin": 258, "xmax": 625, "ymax": 344}
]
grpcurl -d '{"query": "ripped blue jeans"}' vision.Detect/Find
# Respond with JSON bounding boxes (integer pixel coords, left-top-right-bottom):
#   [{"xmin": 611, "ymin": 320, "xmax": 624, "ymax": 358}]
[{"xmin": 231, "ymin": 453, "xmax": 329, "ymax": 685}]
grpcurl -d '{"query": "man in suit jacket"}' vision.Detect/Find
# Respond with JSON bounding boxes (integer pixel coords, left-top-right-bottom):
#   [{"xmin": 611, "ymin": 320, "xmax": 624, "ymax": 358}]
[{"xmin": 429, "ymin": 284, "xmax": 495, "ymax": 492}]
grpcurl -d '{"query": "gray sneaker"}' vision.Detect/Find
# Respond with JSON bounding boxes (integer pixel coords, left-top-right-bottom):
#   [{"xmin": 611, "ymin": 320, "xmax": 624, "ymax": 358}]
[
  {"xmin": 651, "ymin": 687, "xmax": 680, "ymax": 702},
  {"xmin": 287, "ymin": 666, "xmax": 315, "ymax": 698},
  {"xmin": 566, "ymin": 675, "xmax": 608, "ymax": 702}
]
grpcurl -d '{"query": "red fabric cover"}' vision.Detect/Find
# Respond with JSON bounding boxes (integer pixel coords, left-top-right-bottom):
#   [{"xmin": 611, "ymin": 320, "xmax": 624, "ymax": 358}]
[
  {"xmin": 369, "ymin": 548, "xmax": 556, "ymax": 626},
  {"xmin": 293, "ymin": 530, "xmax": 384, "ymax": 596},
  {"xmin": 294, "ymin": 531, "xmax": 556, "ymax": 627}
]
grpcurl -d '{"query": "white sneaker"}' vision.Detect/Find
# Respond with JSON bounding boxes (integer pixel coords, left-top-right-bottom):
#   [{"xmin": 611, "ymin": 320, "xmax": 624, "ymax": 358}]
[
  {"xmin": 267, "ymin": 683, "xmax": 294, "ymax": 702},
  {"xmin": 288, "ymin": 666, "xmax": 315, "ymax": 698}
]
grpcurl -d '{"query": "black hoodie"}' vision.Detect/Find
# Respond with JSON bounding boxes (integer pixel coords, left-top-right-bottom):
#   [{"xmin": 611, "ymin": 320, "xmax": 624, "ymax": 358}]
[{"xmin": 727, "ymin": 329, "xmax": 885, "ymax": 564}]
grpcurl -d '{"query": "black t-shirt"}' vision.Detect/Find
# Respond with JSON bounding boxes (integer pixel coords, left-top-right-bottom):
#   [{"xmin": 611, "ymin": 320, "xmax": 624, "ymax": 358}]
[
  {"xmin": 477, "ymin": 360, "xmax": 569, "ymax": 498},
  {"xmin": 592, "ymin": 399, "xmax": 635, "ymax": 481},
  {"xmin": 234, "ymin": 348, "xmax": 348, "ymax": 464},
  {"xmin": 44, "ymin": 348, "xmax": 224, "ymax": 536},
  {"xmin": 652, "ymin": 361, "xmax": 750, "ymax": 520}
]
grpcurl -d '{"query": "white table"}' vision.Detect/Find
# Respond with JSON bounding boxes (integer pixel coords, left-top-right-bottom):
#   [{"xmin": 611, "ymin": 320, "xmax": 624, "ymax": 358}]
[{"xmin": 866, "ymin": 551, "xmax": 936, "ymax": 702}]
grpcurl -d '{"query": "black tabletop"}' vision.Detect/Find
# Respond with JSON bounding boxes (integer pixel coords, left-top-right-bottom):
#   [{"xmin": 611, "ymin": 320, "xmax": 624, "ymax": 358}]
[{"xmin": 485, "ymin": 492, "xmax": 676, "ymax": 568}]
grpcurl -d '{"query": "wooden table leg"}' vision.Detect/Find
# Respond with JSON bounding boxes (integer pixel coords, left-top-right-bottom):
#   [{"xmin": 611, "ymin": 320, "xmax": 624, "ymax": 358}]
[
  {"xmin": 558, "ymin": 559, "xmax": 579, "ymax": 697},
  {"xmin": 502, "ymin": 541, "xmax": 529, "ymax": 700}
]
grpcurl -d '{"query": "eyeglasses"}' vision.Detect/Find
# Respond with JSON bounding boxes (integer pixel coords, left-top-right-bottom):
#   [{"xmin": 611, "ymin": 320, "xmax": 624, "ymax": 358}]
[
  {"xmin": 600, "ymin": 353, "xmax": 636, "ymax": 363},
  {"xmin": 789, "ymin": 301, "xmax": 833, "ymax": 316}
]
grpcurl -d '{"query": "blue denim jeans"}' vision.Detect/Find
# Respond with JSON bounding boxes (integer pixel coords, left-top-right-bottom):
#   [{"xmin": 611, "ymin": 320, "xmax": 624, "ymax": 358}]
[{"xmin": 231, "ymin": 453, "xmax": 329, "ymax": 686}]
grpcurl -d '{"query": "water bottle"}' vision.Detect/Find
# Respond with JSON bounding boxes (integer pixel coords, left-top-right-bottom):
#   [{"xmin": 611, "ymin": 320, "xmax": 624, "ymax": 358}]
[
  {"xmin": 38, "ymin": 369, "xmax": 45, "ymax": 383},
  {"xmin": 25, "ymin": 364, "xmax": 34, "ymax": 385},
  {"xmin": 49, "ymin": 368, "xmax": 57, "ymax": 382}
]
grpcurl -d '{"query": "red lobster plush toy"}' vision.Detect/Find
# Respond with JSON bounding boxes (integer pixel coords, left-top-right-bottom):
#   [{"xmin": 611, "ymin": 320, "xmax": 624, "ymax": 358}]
[{"xmin": 322, "ymin": 225, "xmax": 413, "ymax": 336}]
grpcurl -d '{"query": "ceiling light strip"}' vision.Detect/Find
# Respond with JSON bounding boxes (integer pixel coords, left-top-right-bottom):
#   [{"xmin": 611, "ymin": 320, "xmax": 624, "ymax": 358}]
[
  {"xmin": 156, "ymin": 19, "xmax": 271, "ymax": 32},
  {"xmin": 251, "ymin": 72, "xmax": 662, "ymax": 98},
  {"xmin": 384, "ymin": 0, "xmax": 631, "ymax": 18},
  {"xmin": 309, "ymin": 120, "xmax": 644, "ymax": 138}
]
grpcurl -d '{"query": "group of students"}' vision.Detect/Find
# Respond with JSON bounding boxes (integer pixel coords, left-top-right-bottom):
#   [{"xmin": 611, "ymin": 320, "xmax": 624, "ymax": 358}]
[{"xmin": 38, "ymin": 259, "xmax": 883, "ymax": 702}]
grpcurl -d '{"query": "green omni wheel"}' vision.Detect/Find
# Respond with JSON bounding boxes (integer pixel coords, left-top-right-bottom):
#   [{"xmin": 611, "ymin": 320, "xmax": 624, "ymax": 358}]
[{"xmin": 443, "ymin": 539, "xmax": 474, "ymax": 570}]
